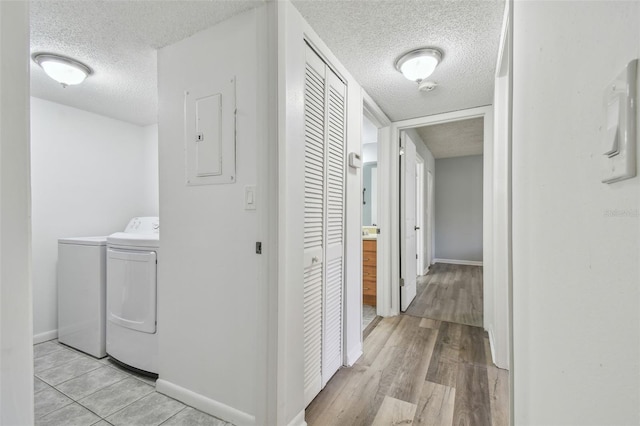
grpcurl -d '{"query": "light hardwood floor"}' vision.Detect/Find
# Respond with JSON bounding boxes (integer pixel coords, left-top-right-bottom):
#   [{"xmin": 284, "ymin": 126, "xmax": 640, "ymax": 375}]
[
  {"xmin": 405, "ymin": 263, "xmax": 483, "ymax": 327},
  {"xmin": 306, "ymin": 264, "xmax": 509, "ymax": 426}
]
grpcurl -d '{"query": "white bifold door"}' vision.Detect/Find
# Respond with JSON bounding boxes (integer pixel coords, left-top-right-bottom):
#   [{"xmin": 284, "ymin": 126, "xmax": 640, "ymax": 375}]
[{"xmin": 303, "ymin": 44, "xmax": 346, "ymax": 407}]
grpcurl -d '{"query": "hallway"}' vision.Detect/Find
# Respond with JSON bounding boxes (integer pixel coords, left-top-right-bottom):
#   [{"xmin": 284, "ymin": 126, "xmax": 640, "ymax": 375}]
[
  {"xmin": 406, "ymin": 263, "xmax": 483, "ymax": 327},
  {"xmin": 306, "ymin": 264, "xmax": 508, "ymax": 426}
]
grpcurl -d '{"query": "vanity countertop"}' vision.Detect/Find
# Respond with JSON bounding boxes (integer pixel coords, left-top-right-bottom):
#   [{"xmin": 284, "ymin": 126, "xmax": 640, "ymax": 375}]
[{"xmin": 362, "ymin": 235, "xmax": 377, "ymax": 241}]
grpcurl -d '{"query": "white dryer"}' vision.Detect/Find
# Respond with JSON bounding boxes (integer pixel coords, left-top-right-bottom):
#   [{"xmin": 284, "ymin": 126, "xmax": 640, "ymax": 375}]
[{"xmin": 106, "ymin": 217, "xmax": 159, "ymax": 374}]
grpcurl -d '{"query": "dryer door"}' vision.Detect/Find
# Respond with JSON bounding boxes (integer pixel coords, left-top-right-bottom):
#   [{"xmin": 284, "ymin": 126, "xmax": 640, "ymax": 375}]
[{"xmin": 107, "ymin": 248, "xmax": 157, "ymax": 333}]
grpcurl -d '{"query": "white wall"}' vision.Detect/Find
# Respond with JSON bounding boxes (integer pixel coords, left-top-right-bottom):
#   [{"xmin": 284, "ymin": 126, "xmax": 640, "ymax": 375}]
[
  {"xmin": 30, "ymin": 97, "xmax": 159, "ymax": 342},
  {"xmin": 156, "ymin": 7, "xmax": 266, "ymax": 425},
  {"xmin": 362, "ymin": 143, "xmax": 377, "ymax": 163},
  {"xmin": 513, "ymin": 2, "xmax": 640, "ymax": 424},
  {"xmin": 434, "ymin": 155, "xmax": 483, "ymax": 262},
  {"xmin": 0, "ymin": 2, "xmax": 34, "ymax": 423},
  {"xmin": 490, "ymin": 2, "xmax": 510, "ymax": 371},
  {"xmin": 406, "ymin": 129, "xmax": 435, "ymax": 273}
]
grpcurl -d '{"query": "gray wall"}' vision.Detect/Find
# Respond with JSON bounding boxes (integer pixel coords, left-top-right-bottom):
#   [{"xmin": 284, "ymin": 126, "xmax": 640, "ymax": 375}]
[{"xmin": 434, "ymin": 155, "xmax": 483, "ymax": 262}]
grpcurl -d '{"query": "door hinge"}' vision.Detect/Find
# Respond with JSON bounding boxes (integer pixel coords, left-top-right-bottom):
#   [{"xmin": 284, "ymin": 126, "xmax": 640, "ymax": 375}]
[
  {"xmin": 255, "ymin": 242, "xmax": 262, "ymax": 254},
  {"xmin": 400, "ymin": 278, "xmax": 405, "ymax": 287},
  {"xmin": 376, "ymin": 228, "xmax": 380, "ymax": 234},
  {"xmin": 416, "ymin": 254, "xmax": 418, "ymax": 259}
]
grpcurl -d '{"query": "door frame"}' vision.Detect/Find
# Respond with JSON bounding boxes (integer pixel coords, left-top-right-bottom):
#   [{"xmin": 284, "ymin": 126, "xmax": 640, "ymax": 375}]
[
  {"xmin": 362, "ymin": 92, "xmax": 391, "ymax": 318},
  {"xmin": 383, "ymin": 105, "xmax": 494, "ymax": 318},
  {"xmin": 415, "ymin": 153, "xmax": 425, "ymax": 277}
]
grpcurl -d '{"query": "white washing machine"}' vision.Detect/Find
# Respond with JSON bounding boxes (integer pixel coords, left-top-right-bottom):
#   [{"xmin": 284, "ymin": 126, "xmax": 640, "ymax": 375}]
[
  {"xmin": 106, "ymin": 217, "xmax": 159, "ymax": 374},
  {"xmin": 58, "ymin": 236, "xmax": 108, "ymax": 358}
]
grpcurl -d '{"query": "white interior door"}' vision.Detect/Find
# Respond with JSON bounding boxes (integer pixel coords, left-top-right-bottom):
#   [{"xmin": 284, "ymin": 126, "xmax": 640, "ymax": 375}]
[
  {"xmin": 400, "ymin": 133, "xmax": 417, "ymax": 311},
  {"xmin": 322, "ymin": 68, "xmax": 345, "ymax": 387},
  {"xmin": 303, "ymin": 47, "xmax": 326, "ymax": 406}
]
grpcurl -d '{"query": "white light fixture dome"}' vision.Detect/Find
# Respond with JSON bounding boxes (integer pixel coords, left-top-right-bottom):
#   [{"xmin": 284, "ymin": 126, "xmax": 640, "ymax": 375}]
[
  {"xmin": 32, "ymin": 53, "xmax": 92, "ymax": 88},
  {"xmin": 395, "ymin": 48, "xmax": 442, "ymax": 83}
]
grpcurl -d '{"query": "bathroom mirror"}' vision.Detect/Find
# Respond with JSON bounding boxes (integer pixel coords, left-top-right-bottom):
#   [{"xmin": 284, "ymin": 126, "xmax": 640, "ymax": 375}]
[{"xmin": 363, "ymin": 161, "xmax": 377, "ymax": 226}]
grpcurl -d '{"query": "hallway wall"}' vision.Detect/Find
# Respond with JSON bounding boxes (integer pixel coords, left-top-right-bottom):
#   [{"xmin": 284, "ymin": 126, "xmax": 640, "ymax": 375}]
[
  {"xmin": 434, "ymin": 155, "xmax": 483, "ymax": 262},
  {"xmin": 513, "ymin": 2, "xmax": 640, "ymax": 424},
  {"xmin": 156, "ymin": 7, "xmax": 266, "ymax": 424},
  {"xmin": 0, "ymin": 2, "xmax": 33, "ymax": 423}
]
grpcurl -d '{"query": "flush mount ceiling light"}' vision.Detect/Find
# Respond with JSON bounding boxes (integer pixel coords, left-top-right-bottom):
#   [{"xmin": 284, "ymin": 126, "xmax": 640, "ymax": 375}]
[
  {"xmin": 395, "ymin": 48, "xmax": 443, "ymax": 83},
  {"xmin": 32, "ymin": 53, "xmax": 92, "ymax": 88}
]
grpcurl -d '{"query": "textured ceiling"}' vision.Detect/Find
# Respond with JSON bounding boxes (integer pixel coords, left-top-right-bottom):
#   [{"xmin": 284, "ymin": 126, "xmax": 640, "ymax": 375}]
[
  {"xmin": 292, "ymin": 0, "xmax": 505, "ymax": 121},
  {"xmin": 30, "ymin": 0, "xmax": 264, "ymax": 126},
  {"xmin": 415, "ymin": 117, "xmax": 483, "ymax": 159},
  {"xmin": 31, "ymin": 0, "xmax": 504, "ymax": 126}
]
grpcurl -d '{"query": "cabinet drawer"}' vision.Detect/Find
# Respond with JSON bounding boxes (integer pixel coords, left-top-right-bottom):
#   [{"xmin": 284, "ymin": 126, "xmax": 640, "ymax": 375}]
[
  {"xmin": 363, "ymin": 283, "xmax": 376, "ymax": 296},
  {"xmin": 363, "ymin": 265, "xmax": 376, "ymax": 279},
  {"xmin": 363, "ymin": 240, "xmax": 377, "ymax": 252},
  {"xmin": 362, "ymin": 253, "xmax": 376, "ymax": 266}
]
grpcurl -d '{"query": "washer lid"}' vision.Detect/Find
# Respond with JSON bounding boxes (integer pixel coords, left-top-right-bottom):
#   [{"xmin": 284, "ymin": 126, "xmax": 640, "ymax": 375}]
[
  {"xmin": 58, "ymin": 236, "xmax": 108, "ymax": 246},
  {"xmin": 107, "ymin": 232, "xmax": 159, "ymax": 248}
]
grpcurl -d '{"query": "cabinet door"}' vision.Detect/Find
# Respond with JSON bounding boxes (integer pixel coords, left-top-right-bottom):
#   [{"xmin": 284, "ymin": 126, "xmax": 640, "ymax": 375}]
[{"xmin": 107, "ymin": 248, "xmax": 157, "ymax": 334}]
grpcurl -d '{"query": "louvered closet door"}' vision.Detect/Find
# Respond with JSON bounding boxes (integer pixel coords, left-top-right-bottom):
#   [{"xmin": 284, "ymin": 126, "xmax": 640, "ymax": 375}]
[
  {"xmin": 321, "ymin": 69, "xmax": 345, "ymax": 387},
  {"xmin": 303, "ymin": 45, "xmax": 347, "ymax": 406},
  {"xmin": 303, "ymin": 45, "xmax": 326, "ymax": 407}
]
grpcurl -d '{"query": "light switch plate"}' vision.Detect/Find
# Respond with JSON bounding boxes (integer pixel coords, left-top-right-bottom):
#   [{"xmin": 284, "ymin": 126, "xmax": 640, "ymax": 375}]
[
  {"xmin": 602, "ymin": 59, "xmax": 637, "ymax": 184},
  {"xmin": 245, "ymin": 185, "xmax": 256, "ymax": 210}
]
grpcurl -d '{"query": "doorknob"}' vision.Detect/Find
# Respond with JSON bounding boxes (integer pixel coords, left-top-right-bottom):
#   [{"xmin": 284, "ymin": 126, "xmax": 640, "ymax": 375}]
[{"xmin": 414, "ymin": 226, "xmax": 420, "ymax": 230}]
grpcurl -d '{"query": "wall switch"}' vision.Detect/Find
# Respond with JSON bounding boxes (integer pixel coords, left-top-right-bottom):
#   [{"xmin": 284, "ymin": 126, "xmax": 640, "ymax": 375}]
[
  {"xmin": 602, "ymin": 59, "xmax": 637, "ymax": 184},
  {"xmin": 245, "ymin": 185, "xmax": 256, "ymax": 210}
]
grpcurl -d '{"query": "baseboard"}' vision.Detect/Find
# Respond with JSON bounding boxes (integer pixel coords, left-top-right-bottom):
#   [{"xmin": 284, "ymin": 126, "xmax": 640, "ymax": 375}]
[
  {"xmin": 33, "ymin": 329, "xmax": 57, "ymax": 345},
  {"xmin": 487, "ymin": 328, "xmax": 497, "ymax": 367},
  {"xmin": 423, "ymin": 265, "xmax": 430, "ymax": 275},
  {"xmin": 156, "ymin": 379, "xmax": 255, "ymax": 426},
  {"xmin": 287, "ymin": 409, "xmax": 307, "ymax": 426},
  {"xmin": 346, "ymin": 345, "xmax": 363, "ymax": 367},
  {"xmin": 434, "ymin": 258, "xmax": 483, "ymax": 267},
  {"xmin": 487, "ymin": 328, "xmax": 510, "ymax": 370}
]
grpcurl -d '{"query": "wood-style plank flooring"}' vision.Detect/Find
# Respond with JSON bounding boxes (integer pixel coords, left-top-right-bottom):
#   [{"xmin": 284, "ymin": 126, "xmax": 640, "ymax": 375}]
[
  {"xmin": 405, "ymin": 263, "xmax": 483, "ymax": 327},
  {"xmin": 306, "ymin": 264, "xmax": 508, "ymax": 426}
]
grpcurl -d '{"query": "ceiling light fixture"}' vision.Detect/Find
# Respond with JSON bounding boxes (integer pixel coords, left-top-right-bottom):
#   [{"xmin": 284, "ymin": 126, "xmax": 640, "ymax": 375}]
[
  {"xmin": 32, "ymin": 53, "xmax": 92, "ymax": 88},
  {"xmin": 395, "ymin": 48, "xmax": 442, "ymax": 83}
]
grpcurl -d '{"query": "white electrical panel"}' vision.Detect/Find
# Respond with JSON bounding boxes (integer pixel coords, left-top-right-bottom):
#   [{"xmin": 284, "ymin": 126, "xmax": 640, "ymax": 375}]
[
  {"xmin": 602, "ymin": 60, "xmax": 637, "ymax": 184},
  {"xmin": 185, "ymin": 77, "xmax": 236, "ymax": 186}
]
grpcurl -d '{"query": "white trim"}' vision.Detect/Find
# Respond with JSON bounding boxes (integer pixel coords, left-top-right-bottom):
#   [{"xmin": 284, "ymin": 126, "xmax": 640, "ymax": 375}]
[
  {"xmin": 415, "ymin": 155, "xmax": 424, "ymax": 277},
  {"xmin": 346, "ymin": 346, "xmax": 363, "ymax": 367},
  {"xmin": 422, "ymin": 266, "xmax": 430, "ymax": 276},
  {"xmin": 362, "ymin": 94, "xmax": 392, "ymax": 320},
  {"xmin": 434, "ymin": 258, "xmax": 483, "ymax": 267},
  {"xmin": 33, "ymin": 330, "xmax": 57, "ymax": 345},
  {"xmin": 288, "ymin": 410, "xmax": 307, "ymax": 426},
  {"xmin": 363, "ymin": 91, "xmax": 391, "ymax": 127},
  {"xmin": 156, "ymin": 379, "xmax": 255, "ymax": 426},
  {"xmin": 488, "ymin": 328, "xmax": 497, "ymax": 366},
  {"xmin": 386, "ymin": 105, "xmax": 493, "ymax": 316}
]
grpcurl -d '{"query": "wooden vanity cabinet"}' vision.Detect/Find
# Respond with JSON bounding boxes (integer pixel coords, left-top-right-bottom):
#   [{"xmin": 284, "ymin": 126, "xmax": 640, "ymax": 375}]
[{"xmin": 363, "ymin": 239, "xmax": 377, "ymax": 306}]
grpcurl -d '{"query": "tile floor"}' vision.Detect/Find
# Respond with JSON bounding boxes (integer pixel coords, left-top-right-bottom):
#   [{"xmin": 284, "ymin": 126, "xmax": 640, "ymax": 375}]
[
  {"xmin": 34, "ymin": 340, "xmax": 233, "ymax": 426},
  {"xmin": 362, "ymin": 304, "xmax": 377, "ymax": 330}
]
